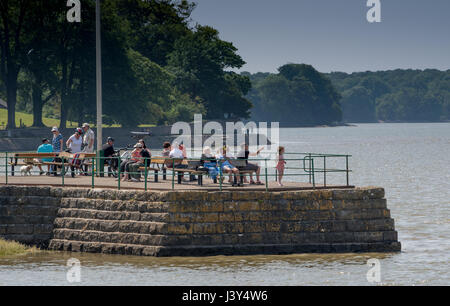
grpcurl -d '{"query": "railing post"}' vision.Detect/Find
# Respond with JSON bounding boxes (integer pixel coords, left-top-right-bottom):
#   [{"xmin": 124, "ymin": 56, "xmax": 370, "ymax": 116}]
[
  {"xmin": 5, "ymin": 152, "xmax": 8, "ymax": 185},
  {"xmin": 219, "ymin": 160, "xmax": 223, "ymax": 191},
  {"xmin": 346, "ymin": 155, "xmax": 349, "ymax": 186},
  {"xmin": 265, "ymin": 159, "xmax": 268, "ymax": 192},
  {"xmin": 61, "ymin": 156, "xmax": 65, "ymax": 187},
  {"xmin": 311, "ymin": 158, "xmax": 315, "ymax": 189},
  {"xmin": 144, "ymin": 158, "xmax": 148, "ymax": 191},
  {"xmin": 308, "ymin": 153, "xmax": 312, "ymax": 183},
  {"xmin": 171, "ymin": 159, "xmax": 175, "ymax": 190},
  {"xmin": 91, "ymin": 157, "xmax": 95, "ymax": 189},
  {"xmin": 117, "ymin": 156, "xmax": 121, "ymax": 190},
  {"xmin": 323, "ymin": 156, "xmax": 326, "ymax": 187}
]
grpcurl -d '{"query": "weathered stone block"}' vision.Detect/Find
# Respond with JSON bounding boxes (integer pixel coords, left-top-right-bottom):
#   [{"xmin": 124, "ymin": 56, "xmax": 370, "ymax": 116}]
[{"xmin": 192, "ymin": 223, "xmax": 217, "ymax": 235}]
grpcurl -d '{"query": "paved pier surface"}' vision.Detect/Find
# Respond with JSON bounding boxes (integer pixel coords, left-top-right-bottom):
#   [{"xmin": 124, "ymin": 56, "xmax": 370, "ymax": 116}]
[{"xmin": 2, "ymin": 175, "xmax": 348, "ymax": 191}]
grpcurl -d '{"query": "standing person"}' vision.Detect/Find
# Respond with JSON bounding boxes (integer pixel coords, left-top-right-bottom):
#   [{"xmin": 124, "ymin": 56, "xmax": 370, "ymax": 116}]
[
  {"xmin": 66, "ymin": 128, "xmax": 83, "ymax": 153},
  {"xmin": 51, "ymin": 127, "xmax": 64, "ymax": 153},
  {"xmin": 237, "ymin": 143, "xmax": 264, "ymax": 185},
  {"xmin": 276, "ymin": 146, "xmax": 286, "ymax": 186},
  {"xmin": 66, "ymin": 128, "xmax": 84, "ymax": 174},
  {"xmin": 82, "ymin": 123, "xmax": 95, "ymax": 153},
  {"xmin": 51, "ymin": 127, "xmax": 64, "ymax": 176},
  {"xmin": 34, "ymin": 138, "xmax": 53, "ymax": 175}
]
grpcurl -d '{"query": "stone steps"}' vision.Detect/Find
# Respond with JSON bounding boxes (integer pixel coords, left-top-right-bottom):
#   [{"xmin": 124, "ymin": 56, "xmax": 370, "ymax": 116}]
[
  {"xmin": 48, "ymin": 239, "xmax": 162, "ymax": 256},
  {"xmin": 48, "ymin": 238, "xmax": 401, "ymax": 257},
  {"xmin": 59, "ymin": 198, "xmax": 169, "ymax": 213},
  {"xmin": 53, "ymin": 217, "xmax": 168, "ymax": 235},
  {"xmin": 57, "ymin": 208, "xmax": 169, "ymax": 222},
  {"xmin": 52, "ymin": 228, "xmax": 167, "ymax": 246}
]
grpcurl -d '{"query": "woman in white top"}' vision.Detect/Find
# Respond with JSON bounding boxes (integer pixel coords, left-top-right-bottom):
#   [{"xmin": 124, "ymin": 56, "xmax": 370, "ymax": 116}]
[{"xmin": 66, "ymin": 128, "xmax": 83, "ymax": 153}]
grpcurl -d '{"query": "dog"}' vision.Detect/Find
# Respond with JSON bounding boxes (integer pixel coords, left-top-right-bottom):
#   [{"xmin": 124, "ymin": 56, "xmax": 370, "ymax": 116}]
[{"xmin": 20, "ymin": 165, "xmax": 33, "ymax": 176}]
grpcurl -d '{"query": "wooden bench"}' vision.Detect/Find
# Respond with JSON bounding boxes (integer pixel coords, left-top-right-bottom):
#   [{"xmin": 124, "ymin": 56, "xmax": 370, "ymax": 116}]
[
  {"xmin": 230, "ymin": 159, "xmax": 258, "ymax": 185},
  {"xmin": 9, "ymin": 153, "xmax": 57, "ymax": 176},
  {"xmin": 138, "ymin": 157, "xmax": 164, "ymax": 182},
  {"xmin": 174, "ymin": 160, "xmax": 209, "ymax": 185},
  {"xmin": 41, "ymin": 152, "xmax": 96, "ymax": 177},
  {"xmin": 138, "ymin": 158, "xmax": 209, "ymax": 185}
]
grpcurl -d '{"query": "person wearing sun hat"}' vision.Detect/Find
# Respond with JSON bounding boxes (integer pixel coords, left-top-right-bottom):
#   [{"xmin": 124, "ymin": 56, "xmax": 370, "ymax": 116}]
[
  {"xmin": 120, "ymin": 143, "xmax": 143, "ymax": 182},
  {"xmin": 51, "ymin": 126, "xmax": 64, "ymax": 153},
  {"xmin": 82, "ymin": 123, "xmax": 95, "ymax": 153}
]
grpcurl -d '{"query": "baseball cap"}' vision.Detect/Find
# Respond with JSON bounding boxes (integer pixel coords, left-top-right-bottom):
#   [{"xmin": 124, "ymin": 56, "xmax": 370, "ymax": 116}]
[
  {"xmin": 82, "ymin": 123, "xmax": 90, "ymax": 128},
  {"xmin": 51, "ymin": 127, "xmax": 58, "ymax": 132},
  {"xmin": 134, "ymin": 143, "xmax": 143, "ymax": 148}
]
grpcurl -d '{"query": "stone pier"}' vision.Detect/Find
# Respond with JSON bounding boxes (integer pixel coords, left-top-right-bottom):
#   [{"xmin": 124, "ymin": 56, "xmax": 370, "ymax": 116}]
[{"xmin": 0, "ymin": 186, "xmax": 401, "ymax": 256}]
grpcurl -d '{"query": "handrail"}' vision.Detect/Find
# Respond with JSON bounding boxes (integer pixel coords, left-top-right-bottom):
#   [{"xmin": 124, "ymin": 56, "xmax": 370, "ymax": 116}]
[{"xmin": 0, "ymin": 151, "xmax": 351, "ymax": 190}]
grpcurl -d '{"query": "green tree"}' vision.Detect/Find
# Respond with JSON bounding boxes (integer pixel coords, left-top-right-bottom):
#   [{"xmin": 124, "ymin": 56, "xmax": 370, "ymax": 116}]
[
  {"xmin": 168, "ymin": 25, "xmax": 249, "ymax": 119},
  {"xmin": 0, "ymin": 0, "xmax": 36, "ymax": 128},
  {"xmin": 251, "ymin": 64, "xmax": 342, "ymax": 125}
]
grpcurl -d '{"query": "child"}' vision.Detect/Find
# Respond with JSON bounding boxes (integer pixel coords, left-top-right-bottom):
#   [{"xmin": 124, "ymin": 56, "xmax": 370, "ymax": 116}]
[{"xmin": 276, "ymin": 146, "xmax": 286, "ymax": 186}]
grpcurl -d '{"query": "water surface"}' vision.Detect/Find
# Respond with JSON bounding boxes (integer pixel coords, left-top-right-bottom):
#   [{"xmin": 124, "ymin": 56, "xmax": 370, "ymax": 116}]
[{"xmin": 1, "ymin": 123, "xmax": 449, "ymax": 285}]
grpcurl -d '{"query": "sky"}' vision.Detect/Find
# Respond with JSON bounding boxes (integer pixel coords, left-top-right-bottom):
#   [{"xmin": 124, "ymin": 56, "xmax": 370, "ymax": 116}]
[{"xmin": 190, "ymin": 0, "xmax": 450, "ymax": 74}]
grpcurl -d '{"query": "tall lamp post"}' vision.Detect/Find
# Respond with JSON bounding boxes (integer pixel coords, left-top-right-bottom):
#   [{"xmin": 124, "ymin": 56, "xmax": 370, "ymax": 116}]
[{"xmin": 95, "ymin": 0, "xmax": 102, "ymax": 152}]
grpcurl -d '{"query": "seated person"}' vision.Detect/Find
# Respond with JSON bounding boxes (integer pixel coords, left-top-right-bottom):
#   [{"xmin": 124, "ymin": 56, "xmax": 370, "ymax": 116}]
[
  {"xmin": 128, "ymin": 142, "xmax": 151, "ymax": 182},
  {"xmin": 216, "ymin": 146, "xmax": 240, "ymax": 186},
  {"xmin": 121, "ymin": 143, "xmax": 143, "ymax": 182},
  {"xmin": 138, "ymin": 139, "xmax": 152, "ymax": 159},
  {"xmin": 200, "ymin": 146, "xmax": 219, "ymax": 182},
  {"xmin": 237, "ymin": 143, "xmax": 264, "ymax": 185},
  {"xmin": 102, "ymin": 137, "xmax": 117, "ymax": 170},
  {"xmin": 34, "ymin": 138, "xmax": 53, "ymax": 176},
  {"xmin": 167, "ymin": 143, "xmax": 187, "ymax": 169},
  {"xmin": 162, "ymin": 142, "xmax": 171, "ymax": 157}
]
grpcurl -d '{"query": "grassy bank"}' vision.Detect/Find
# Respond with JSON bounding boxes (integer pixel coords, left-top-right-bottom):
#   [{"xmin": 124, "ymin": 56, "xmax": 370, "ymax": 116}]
[
  {"xmin": 0, "ymin": 238, "xmax": 39, "ymax": 256},
  {"xmin": 0, "ymin": 109, "xmax": 155, "ymax": 130},
  {"xmin": 0, "ymin": 109, "xmax": 78, "ymax": 129}
]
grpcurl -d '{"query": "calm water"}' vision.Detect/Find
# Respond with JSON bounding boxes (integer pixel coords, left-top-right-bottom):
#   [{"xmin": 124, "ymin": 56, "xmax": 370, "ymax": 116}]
[{"xmin": 0, "ymin": 123, "xmax": 449, "ymax": 286}]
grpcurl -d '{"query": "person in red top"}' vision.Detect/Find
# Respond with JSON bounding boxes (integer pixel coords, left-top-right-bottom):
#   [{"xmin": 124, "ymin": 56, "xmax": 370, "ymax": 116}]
[
  {"xmin": 119, "ymin": 143, "xmax": 143, "ymax": 182},
  {"xmin": 276, "ymin": 146, "xmax": 286, "ymax": 186}
]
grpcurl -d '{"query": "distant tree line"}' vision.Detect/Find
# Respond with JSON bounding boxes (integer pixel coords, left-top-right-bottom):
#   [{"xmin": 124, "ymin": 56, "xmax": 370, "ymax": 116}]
[
  {"xmin": 244, "ymin": 64, "xmax": 342, "ymax": 125},
  {"xmin": 245, "ymin": 67, "xmax": 450, "ymax": 125},
  {"xmin": 0, "ymin": 0, "xmax": 252, "ymax": 129},
  {"xmin": 326, "ymin": 69, "xmax": 450, "ymax": 123}
]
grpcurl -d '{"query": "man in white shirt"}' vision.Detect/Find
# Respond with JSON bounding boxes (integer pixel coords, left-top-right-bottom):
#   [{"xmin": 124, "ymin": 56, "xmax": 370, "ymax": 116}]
[
  {"xmin": 82, "ymin": 123, "xmax": 95, "ymax": 153},
  {"xmin": 169, "ymin": 143, "xmax": 184, "ymax": 158},
  {"xmin": 169, "ymin": 143, "xmax": 187, "ymax": 168}
]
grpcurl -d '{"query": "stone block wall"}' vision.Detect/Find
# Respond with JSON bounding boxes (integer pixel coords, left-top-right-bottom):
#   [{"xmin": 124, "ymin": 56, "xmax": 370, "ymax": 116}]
[
  {"xmin": 0, "ymin": 186, "xmax": 401, "ymax": 256},
  {"xmin": 0, "ymin": 187, "xmax": 59, "ymax": 247}
]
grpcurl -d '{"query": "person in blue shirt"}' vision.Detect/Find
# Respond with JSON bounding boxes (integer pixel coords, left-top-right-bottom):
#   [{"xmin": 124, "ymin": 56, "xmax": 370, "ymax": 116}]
[{"xmin": 34, "ymin": 138, "xmax": 53, "ymax": 175}]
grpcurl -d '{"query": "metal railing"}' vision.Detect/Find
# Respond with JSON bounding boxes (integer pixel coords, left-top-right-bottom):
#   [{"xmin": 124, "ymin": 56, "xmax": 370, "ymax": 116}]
[
  {"xmin": 0, "ymin": 151, "xmax": 352, "ymax": 191},
  {"xmin": 283, "ymin": 153, "xmax": 352, "ymax": 188}
]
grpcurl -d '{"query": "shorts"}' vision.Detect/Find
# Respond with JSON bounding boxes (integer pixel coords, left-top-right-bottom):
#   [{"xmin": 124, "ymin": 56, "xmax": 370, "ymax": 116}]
[
  {"xmin": 241, "ymin": 163, "xmax": 259, "ymax": 171},
  {"xmin": 219, "ymin": 160, "xmax": 234, "ymax": 170}
]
